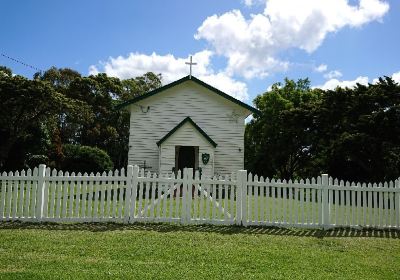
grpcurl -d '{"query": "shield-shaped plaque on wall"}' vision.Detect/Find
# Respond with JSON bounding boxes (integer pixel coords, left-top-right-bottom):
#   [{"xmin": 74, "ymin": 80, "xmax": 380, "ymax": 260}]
[{"xmin": 202, "ymin": 153, "xmax": 210, "ymax": 165}]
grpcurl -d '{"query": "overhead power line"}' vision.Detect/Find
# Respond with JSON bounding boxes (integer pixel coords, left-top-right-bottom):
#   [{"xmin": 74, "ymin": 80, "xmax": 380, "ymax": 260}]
[{"xmin": 1, "ymin": 53, "xmax": 44, "ymax": 73}]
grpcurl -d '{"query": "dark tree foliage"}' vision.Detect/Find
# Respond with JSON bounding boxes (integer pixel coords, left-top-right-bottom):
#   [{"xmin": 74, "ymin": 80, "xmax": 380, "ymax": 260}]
[
  {"xmin": 0, "ymin": 65, "xmax": 162, "ymax": 171},
  {"xmin": 246, "ymin": 77, "xmax": 400, "ymax": 182}
]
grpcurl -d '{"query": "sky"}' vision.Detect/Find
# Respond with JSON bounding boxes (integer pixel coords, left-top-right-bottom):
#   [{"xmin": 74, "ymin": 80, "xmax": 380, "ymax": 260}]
[{"xmin": 1, "ymin": 0, "xmax": 399, "ymax": 104}]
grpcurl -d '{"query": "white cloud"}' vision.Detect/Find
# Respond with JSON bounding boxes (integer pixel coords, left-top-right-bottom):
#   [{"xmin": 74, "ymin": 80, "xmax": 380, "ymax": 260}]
[
  {"xmin": 315, "ymin": 64, "xmax": 328, "ymax": 73},
  {"xmin": 195, "ymin": 0, "xmax": 389, "ymax": 78},
  {"xmin": 373, "ymin": 71, "xmax": 400, "ymax": 84},
  {"xmin": 324, "ymin": 70, "xmax": 343, "ymax": 79},
  {"xmin": 317, "ymin": 70, "xmax": 400, "ymax": 90},
  {"xmin": 243, "ymin": 0, "xmax": 265, "ymax": 7},
  {"xmin": 200, "ymin": 72, "xmax": 249, "ymax": 101},
  {"xmin": 89, "ymin": 50, "xmax": 212, "ymax": 82},
  {"xmin": 392, "ymin": 71, "xmax": 400, "ymax": 83},
  {"xmin": 315, "ymin": 76, "xmax": 369, "ymax": 90},
  {"xmin": 89, "ymin": 51, "xmax": 249, "ymax": 101}
]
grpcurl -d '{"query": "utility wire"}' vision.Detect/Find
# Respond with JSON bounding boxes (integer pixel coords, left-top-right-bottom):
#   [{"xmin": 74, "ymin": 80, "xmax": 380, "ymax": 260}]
[{"xmin": 1, "ymin": 53, "xmax": 44, "ymax": 73}]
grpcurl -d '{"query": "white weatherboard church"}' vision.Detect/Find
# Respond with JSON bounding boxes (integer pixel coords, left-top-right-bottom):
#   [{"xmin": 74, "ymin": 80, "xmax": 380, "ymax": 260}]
[{"xmin": 118, "ymin": 63, "xmax": 259, "ymax": 178}]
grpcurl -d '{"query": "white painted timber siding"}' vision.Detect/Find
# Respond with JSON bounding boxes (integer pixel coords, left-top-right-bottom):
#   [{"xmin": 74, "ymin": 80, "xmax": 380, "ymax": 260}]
[
  {"xmin": 128, "ymin": 80, "xmax": 249, "ymax": 176},
  {"xmin": 159, "ymin": 121, "xmax": 215, "ymax": 177}
]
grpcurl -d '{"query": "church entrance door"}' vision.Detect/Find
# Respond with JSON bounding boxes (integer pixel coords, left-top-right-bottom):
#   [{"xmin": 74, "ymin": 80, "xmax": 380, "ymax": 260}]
[{"xmin": 177, "ymin": 146, "xmax": 197, "ymax": 171}]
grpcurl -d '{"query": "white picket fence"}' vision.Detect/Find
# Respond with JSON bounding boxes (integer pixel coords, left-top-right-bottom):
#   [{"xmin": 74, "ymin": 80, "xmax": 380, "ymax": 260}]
[{"xmin": 0, "ymin": 164, "xmax": 399, "ymax": 229}]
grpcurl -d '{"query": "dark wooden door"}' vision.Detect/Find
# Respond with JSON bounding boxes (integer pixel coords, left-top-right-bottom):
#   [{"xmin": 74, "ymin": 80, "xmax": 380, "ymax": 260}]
[{"xmin": 177, "ymin": 146, "xmax": 195, "ymax": 171}]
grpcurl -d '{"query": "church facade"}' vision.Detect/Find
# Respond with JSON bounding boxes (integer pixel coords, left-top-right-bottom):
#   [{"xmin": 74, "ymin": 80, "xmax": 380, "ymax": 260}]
[{"xmin": 117, "ymin": 76, "xmax": 259, "ymax": 177}]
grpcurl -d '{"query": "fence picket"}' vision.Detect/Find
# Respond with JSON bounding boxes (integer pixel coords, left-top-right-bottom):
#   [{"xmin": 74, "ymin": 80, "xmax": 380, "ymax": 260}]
[
  {"xmin": 356, "ymin": 182, "xmax": 361, "ymax": 226},
  {"xmin": 316, "ymin": 177, "xmax": 321, "ymax": 226},
  {"xmin": 18, "ymin": 171, "xmax": 25, "ymax": 218},
  {"xmin": 212, "ymin": 176, "xmax": 217, "ymax": 221},
  {"xmin": 0, "ymin": 172, "xmax": 6, "ymax": 219},
  {"xmin": 75, "ymin": 173, "xmax": 82, "ymax": 218},
  {"xmin": 305, "ymin": 185, "xmax": 310, "ymax": 225},
  {"xmin": 117, "ymin": 169, "xmax": 125, "ymax": 220},
  {"xmin": 93, "ymin": 173, "xmax": 100, "ymax": 221},
  {"xmin": 223, "ymin": 176, "xmax": 229, "ymax": 223},
  {"xmin": 106, "ymin": 171, "xmax": 113, "ymax": 218},
  {"xmin": 260, "ymin": 177, "xmax": 265, "ymax": 224},
  {"xmin": 199, "ymin": 174, "xmax": 204, "ymax": 222},
  {"xmin": 287, "ymin": 179, "xmax": 291, "ymax": 225},
  {"xmin": 230, "ymin": 176, "xmax": 235, "ymax": 224},
  {"xmin": 205, "ymin": 178, "xmax": 211, "ymax": 222},
  {"xmin": 372, "ymin": 183, "xmax": 378, "ymax": 227},
  {"xmin": 68, "ymin": 173, "xmax": 75, "ymax": 219},
  {"xmin": 81, "ymin": 173, "xmax": 89, "ymax": 219},
  {"xmin": 11, "ymin": 172, "xmax": 19, "ymax": 219},
  {"xmin": 87, "ymin": 173, "xmax": 94, "ymax": 219},
  {"xmin": 49, "ymin": 169, "xmax": 56, "ymax": 218},
  {"xmin": 193, "ymin": 172, "xmax": 199, "ymax": 221},
  {"xmin": 99, "ymin": 172, "xmax": 107, "ymax": 220},
  {"xmin": 168, "ymin": 179, "xmax": 174, "ymax": 223},
  {"xmin": 383, "ymin": 182, "xmax": 388, "ymax": 227},
  {"xmin": 161, "ymin": 175, "xmax": 167, "ymax": 220},
  {"xmin": 247, "ymin": 173, "xmax": 253, "ymax": 223},
  {"xmin": 395, "ymin": 179, "xmax": 400, "ymax": 227},
  {"xmin": 270, "ymin": 180, "xmax": 274, "ymax": 224},
  {"xmin": 299, "ymin": 180, "xmax": 304, "ymax": 225},
  {"xmin": 137, "ymin": 169, "xmax": 144, "ymax": 218},
  {"xmin": 252, "ymin": 175, "xmax": 258, "ymax": 224},
  {"xmin": 61, "ymin": 172, "xmax": 69, "ymax": 219},
  {"xmin": 390, "ymin": 181, "xmax": 395, "ymax": 227},
  {"xmin": 149, "ymin": 173, "xmax": 157, "ymax": 221},
  {"xmin": 155, "ymin": 174, "xmax": 163, "ymax": 221},
  {"xmin": 362, "ymin": 183, "xmax": 366, "ymax": 226},
  {"xmin": 367, "ymin": 183, "xmax": 372, "ymax": 227},
  {"xmin": 54, "ymin": 173, "xmax": 62, "ymax": 220},
  {"xmin": 379, "ymin": 183, "xmax": 384, "ymax": 227}
]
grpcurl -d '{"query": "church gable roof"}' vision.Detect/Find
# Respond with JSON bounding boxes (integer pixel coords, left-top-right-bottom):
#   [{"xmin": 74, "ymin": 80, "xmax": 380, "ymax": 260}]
[
  {"xmin": 156, "ymin": 117, "xmax": 217, "ymax": 148},
  {"xmin": 115, "ymin": 75, "xmax": 260, "ymax": 114}
]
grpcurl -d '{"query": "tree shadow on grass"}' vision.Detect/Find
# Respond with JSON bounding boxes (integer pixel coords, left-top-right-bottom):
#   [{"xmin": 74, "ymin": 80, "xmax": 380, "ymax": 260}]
[{"xmin": 0, "ymin": 221, "xmax": 398, "ymax": 239}]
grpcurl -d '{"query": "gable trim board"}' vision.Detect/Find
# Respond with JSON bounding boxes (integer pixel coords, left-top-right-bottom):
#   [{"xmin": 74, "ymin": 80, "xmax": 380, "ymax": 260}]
[
  {"xmin": 157, "ymin": 117, "xmax": 217, "ymax": 148},
  {"xmin": 115, "ymin": 75, "xmax": 260, "ymax": 115}
]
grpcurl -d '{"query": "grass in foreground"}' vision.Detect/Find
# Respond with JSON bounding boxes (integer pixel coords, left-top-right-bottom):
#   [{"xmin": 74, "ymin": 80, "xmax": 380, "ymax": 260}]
[{"xmin": 0, "ymin": 222, "xmax": 399, "ymax": 279}]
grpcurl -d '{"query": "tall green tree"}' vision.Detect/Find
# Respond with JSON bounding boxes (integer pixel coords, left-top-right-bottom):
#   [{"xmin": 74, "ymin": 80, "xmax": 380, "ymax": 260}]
[
  {"xmin": 36, "ymin": 68, "xmax": 162, "ymax": 169},
  {"xmin": 309, "ymin": 77, "xmax": 400, "ymax": 182},
  {"xmin": 0, "ymin": 69, "xmax": 82, "ymax": 169},
  {"xmin": 245, "ymin": 78, "xmax": 320, "ymax": 179},
  {"xmin": 246, "ymin": 76, "xmax": 400, "ymax": 182}
]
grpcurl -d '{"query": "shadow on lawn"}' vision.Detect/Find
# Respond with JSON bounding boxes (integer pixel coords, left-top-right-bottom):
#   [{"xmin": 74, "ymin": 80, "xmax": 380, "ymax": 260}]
[{"xmin": 0, "ymin": 221, "xmax": 399, "ymax": 239}]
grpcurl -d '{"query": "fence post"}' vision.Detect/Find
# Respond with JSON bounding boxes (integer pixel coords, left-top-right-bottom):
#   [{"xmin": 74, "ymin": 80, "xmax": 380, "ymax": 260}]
[
  {"xmin": 321, "ymin": 174, "xmax": 330, "ymax": 229},
  {"xmin": 181, "ymin": 168, "xmax": 187, "ymax": 224},
  {"xmin": 124, "ymin": 165, "xmax": 134, "ymax": 223},
  {"xmin": 128, "ymin": 165, "xmax": 140, "ymax": 223},
  {"xmin": 239, "ymin": 170, "xmax": 248, "ymax": 226},
  {"xmin": 35, "ymin": 164, "xmax": 46, "ymax": 221},
  {"xmin": 186, "ymin": 168, "xmax": 193, "ymax": 225},
  {"xmin": 236, "ymin": 170, "xmax": 247, "ymax": 226}
]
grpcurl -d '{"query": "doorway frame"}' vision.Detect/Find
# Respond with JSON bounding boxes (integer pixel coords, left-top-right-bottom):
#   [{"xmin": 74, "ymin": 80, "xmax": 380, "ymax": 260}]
[{"xmin": 175, "ymin": 145, "xmax": 199, "ymax": 172}]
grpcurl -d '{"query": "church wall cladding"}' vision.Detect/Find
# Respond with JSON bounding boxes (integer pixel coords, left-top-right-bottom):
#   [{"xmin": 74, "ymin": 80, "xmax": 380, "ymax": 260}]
[{"xmin": 128, "ymin": 80, "xmax": 249, "ymax": 177}]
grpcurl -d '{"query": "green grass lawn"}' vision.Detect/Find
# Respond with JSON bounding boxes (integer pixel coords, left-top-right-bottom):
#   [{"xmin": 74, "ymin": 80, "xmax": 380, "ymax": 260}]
[{"xmin": 0, "ymin": 222, "xmax": 399, "ymax": 279}]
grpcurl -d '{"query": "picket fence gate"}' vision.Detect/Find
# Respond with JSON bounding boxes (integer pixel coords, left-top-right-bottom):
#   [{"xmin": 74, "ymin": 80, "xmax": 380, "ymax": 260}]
[{"xmin": 0, "ymin": 164, "xmax": 399, "ymax": 229}]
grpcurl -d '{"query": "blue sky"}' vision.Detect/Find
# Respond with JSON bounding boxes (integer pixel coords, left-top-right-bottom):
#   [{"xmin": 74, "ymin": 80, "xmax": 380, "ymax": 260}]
[{"xmin": 1, "ymin": 0, "xmax": 399, "ymax": 104}]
